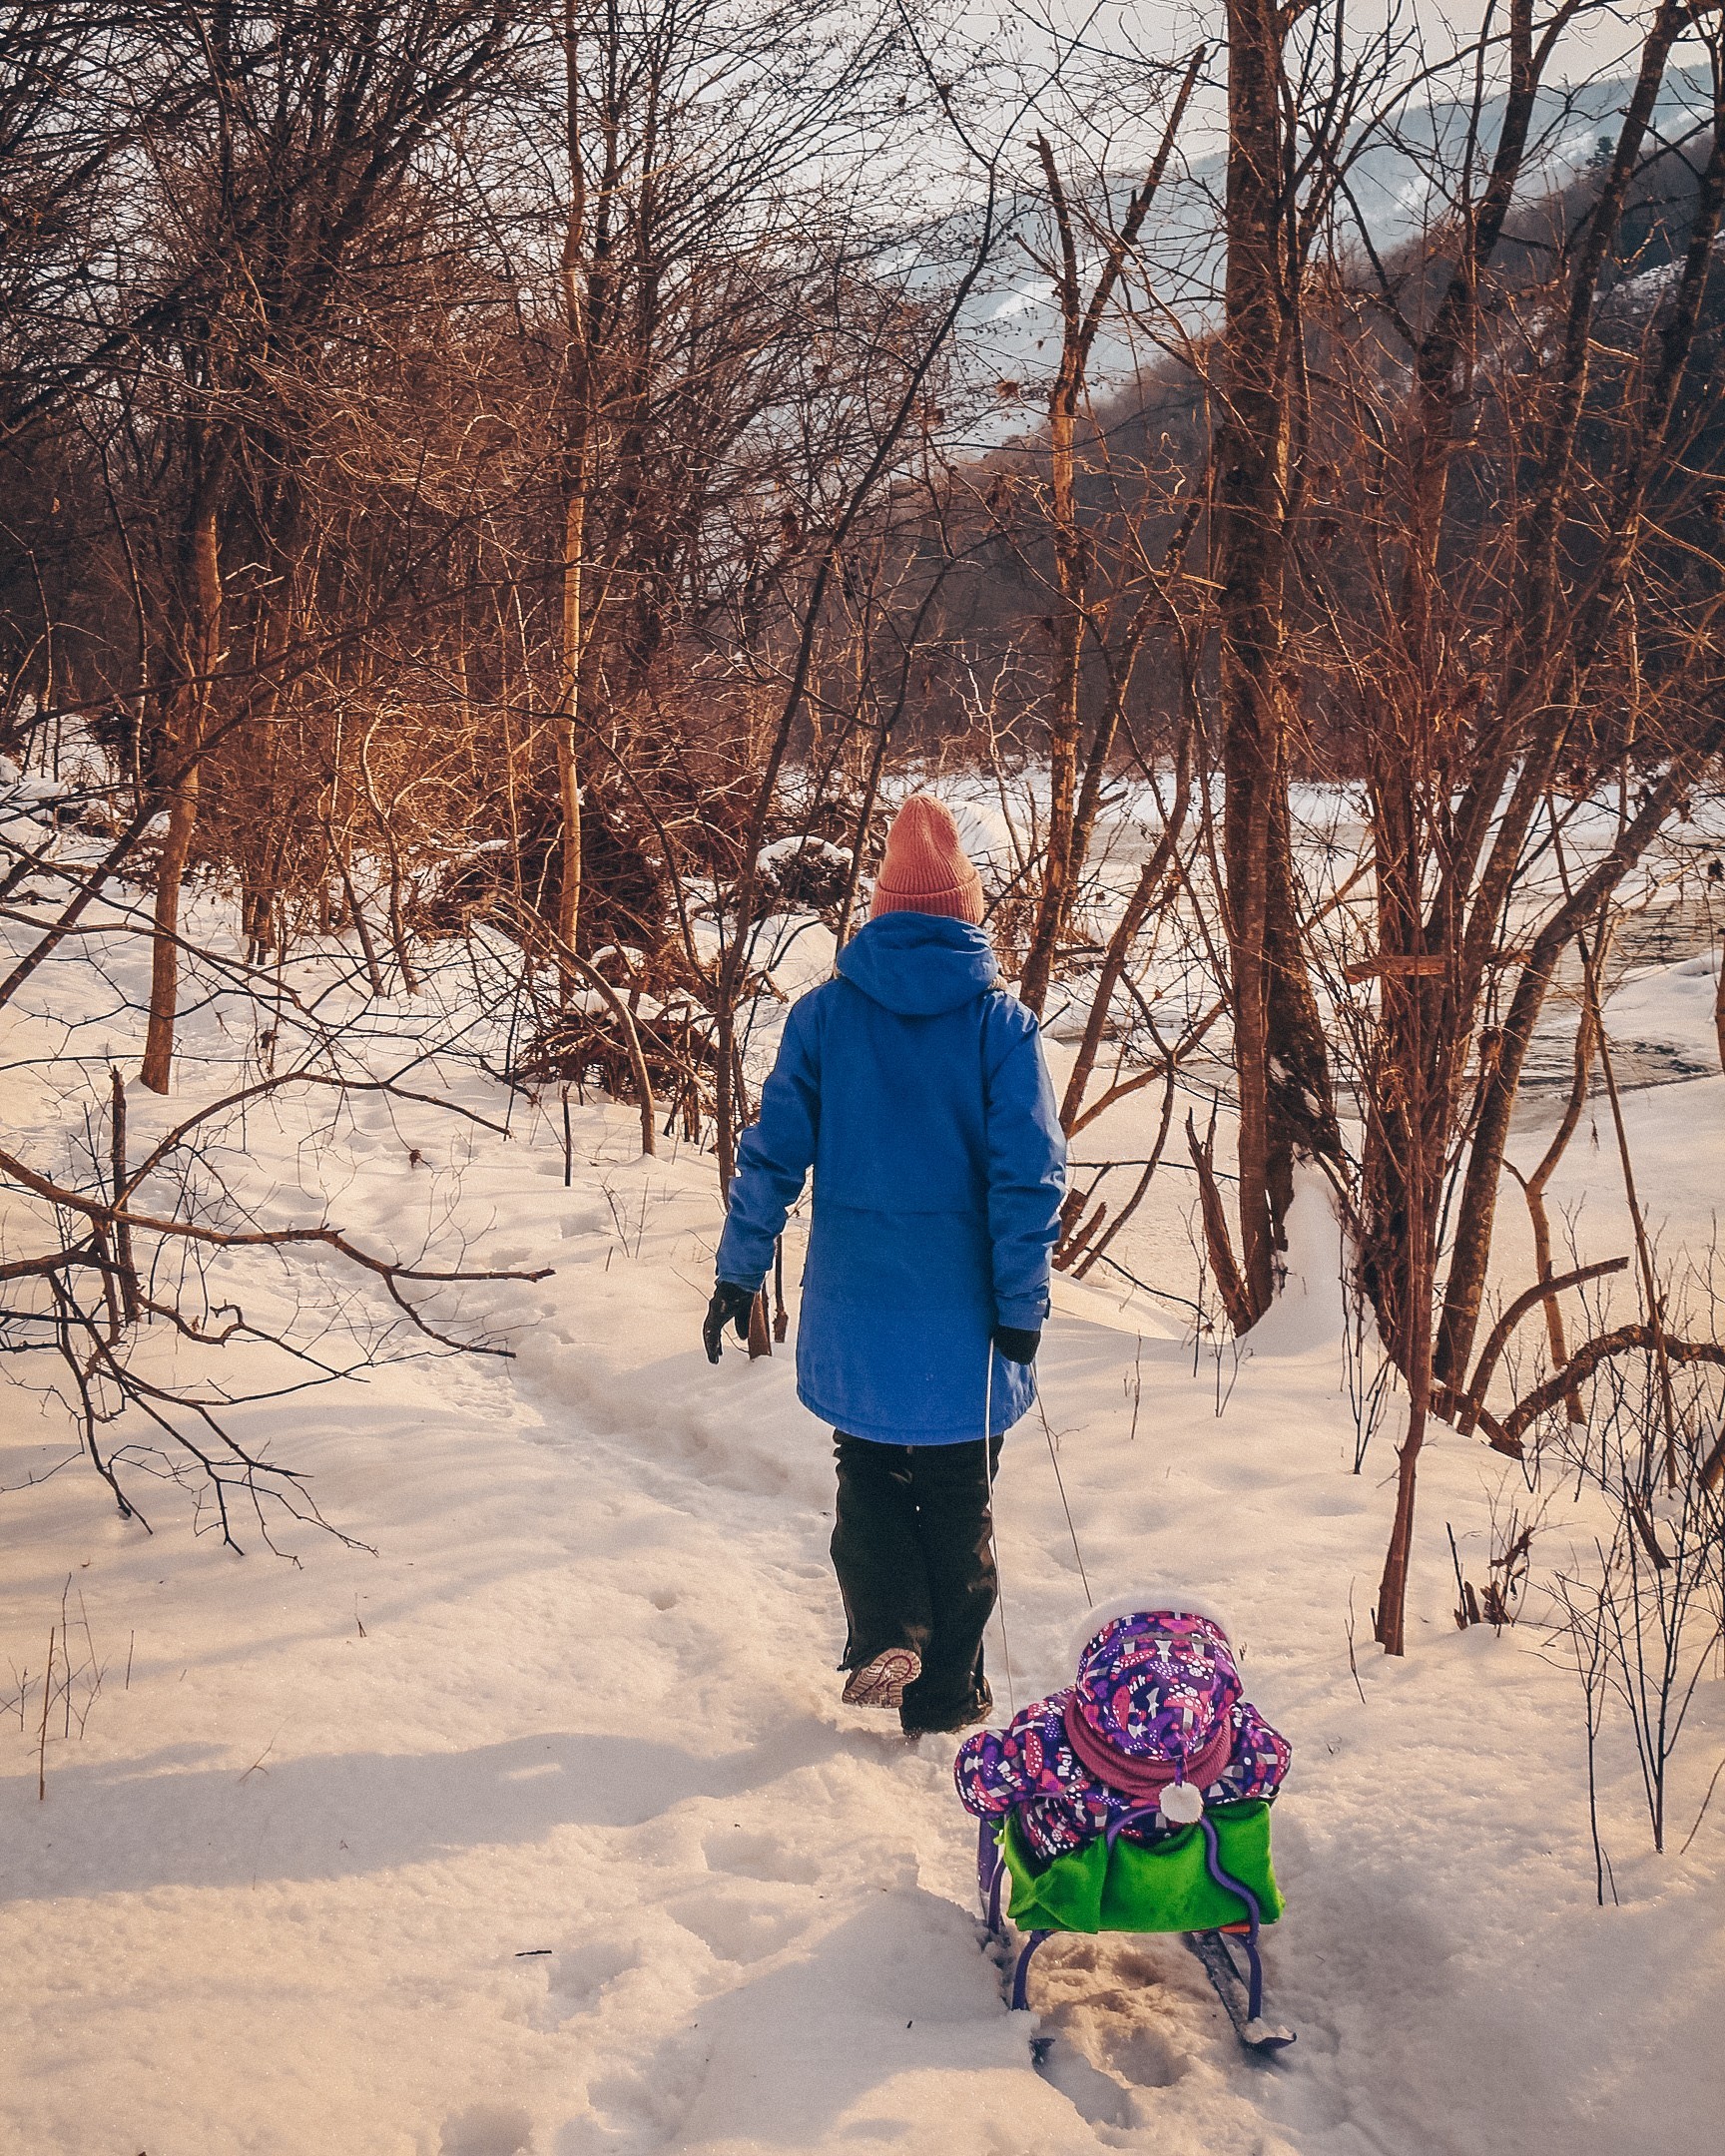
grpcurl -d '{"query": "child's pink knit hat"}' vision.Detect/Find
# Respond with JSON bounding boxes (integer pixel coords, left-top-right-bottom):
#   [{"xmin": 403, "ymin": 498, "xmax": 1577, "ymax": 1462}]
[{"xmin": 870, "ymin": 796, "xmax": 984, "ymax": 924}]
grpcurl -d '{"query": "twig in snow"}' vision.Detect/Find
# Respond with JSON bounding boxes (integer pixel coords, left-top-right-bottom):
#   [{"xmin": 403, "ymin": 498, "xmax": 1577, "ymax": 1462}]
[
  {"xmin": 37, "ymin": 1625, "xmax": 52, "ymax": 1801},
  {"xmin": 1036, "ymin": 1395, "xmax": 1091, "ymax": 1601},
  {"xmin": 1345, "ymin": 1583, "xmax": 1367, "ymax": 1706},
  {"xmin": 1679, "ymin": 1753, "xmax": 1725, "ymax": 1854},
  {"xmin": 239, "ymin": 1735, "xmax": 278, "ymax": 1782}
]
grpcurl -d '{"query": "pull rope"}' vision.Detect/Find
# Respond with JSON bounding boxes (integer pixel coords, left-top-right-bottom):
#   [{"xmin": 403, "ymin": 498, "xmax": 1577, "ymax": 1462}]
[
  {"xmin": 983, "ymin": 1346, "xmax": 1017, "ymax": 1716},
  {"xmin": 1036, "ymin": 1392, "xmax": 1092, "ymax": 1603}
]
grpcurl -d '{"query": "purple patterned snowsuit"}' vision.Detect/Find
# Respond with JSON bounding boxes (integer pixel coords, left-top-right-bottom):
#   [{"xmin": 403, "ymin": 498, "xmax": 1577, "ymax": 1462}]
[{"xmin": 954, "ymin": 1609, "xmax": 1291, "ymax": 1862}]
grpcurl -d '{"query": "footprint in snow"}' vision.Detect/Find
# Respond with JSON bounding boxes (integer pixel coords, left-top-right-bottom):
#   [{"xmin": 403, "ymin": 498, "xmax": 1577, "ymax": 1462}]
[
  {"xmin": 1033, "ymin": 2038, "xmax": 1138, "ymax": 2130},
  {"xmin": 538, "ymin": 1937, "xmax": 640, "ymax": 2023},
  {"xmin": 1098, "ymin": 2017, "xmax": 1185, "ymax": 2088},
  {"xmin": 668, "ymin": 1883, "xmax": 814, "ymax": 1964},
  {"xmin": 572, "ymin": 2042, "xmax": 707, "ymax": 2150},
  {"xmin": 701, "ymin": 1826, "xmax": 820, "ymax": 1886},
  {"xmin": 439, "ymin": 2100, "xmax": 533, "ymax": 2155},
  {"xmin": 1020, "ymin": 1938, "xmax": 1192, "ymax": 2125}
]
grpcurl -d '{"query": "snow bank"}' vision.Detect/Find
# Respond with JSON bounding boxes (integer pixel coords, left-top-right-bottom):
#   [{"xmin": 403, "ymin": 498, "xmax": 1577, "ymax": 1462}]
[
  {"xmin": 1, "ymin": 911, "xmax": 1721, "ymax": 2155},
  {"xmin": 1244, "ymin": 1173, "xmax": 1349, "ymax": 1359}
]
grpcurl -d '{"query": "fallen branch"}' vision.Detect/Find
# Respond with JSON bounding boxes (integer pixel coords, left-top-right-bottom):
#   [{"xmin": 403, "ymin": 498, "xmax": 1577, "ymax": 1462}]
[
  {"xmin": 1455, "ymin": 1256, "xmax": 1629, "ymax": 1433},
  {"xmin": 1187, "ymin": 1107, "xmax": 1254, "ymax": 1336},
  {"xmin": 1498, "ymin": 1325, "xmax": 1725, "ymax": 1454},
  {"xmin": 0, "ymin": 1146, "xmax": 550, "ymax": 1356}
]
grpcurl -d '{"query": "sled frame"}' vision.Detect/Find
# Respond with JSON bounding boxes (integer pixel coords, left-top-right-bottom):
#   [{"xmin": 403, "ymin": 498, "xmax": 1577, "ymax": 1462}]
[{"xmin": 975, "ymin": 1806, "xmax": 1293, "ymax": 2048}]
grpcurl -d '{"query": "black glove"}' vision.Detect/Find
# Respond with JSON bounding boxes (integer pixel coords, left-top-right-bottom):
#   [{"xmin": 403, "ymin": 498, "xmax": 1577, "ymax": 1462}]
[
  {"xmin": 993, "ymin": 1324, "xmax": 1041, "ymax": 1365},
  {"xmin": 704, "ymin": 1281, "xmax": 757, "ymax": 1363}
]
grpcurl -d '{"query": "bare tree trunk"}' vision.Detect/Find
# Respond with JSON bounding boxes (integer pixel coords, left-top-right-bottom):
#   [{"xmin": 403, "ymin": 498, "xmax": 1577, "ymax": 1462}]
[
  {"xmin": 1058, "ymin": 715, "xmax": 1192, "ymax": 1129},
  {"xmin": 356, "ymin": 721, "xmax": 418, "ymax": 995},
  {"xmin": 1373, "ymin": 1382, "xmax": 1426, "ymax": 1656},
  {"xmin": 1374, "ymin": 965, "xmax": 1436, "ymax": 1655},
  {"xmin": 555, "ymin": 0, "xmax": 599, "ymax": 966},
  {"xmin": 1214, "ymin": 0, "xmax": 1338, "ymax": 1319},
  {"xmin": 1017, "ymin": 251, "xmax": 1084, "ymax": 1018},
  {"xmin": 141, "ymin": 487, "xmax": 222, "ymax": 1095},
  {"xmin": 109, "ymin": 1065, "xmax": 140, "ymax": 1324},
  {"xmin": 1518, "ymin": 985, "xmax": 1602, "ymax": 1422},
  {"xmin": 555, "ymin": 533, "xmax": 583, "ymax": 959},
  {"xmin": 1715, "ymin": 935, "xmax": 1724, "ymax": 1075}
]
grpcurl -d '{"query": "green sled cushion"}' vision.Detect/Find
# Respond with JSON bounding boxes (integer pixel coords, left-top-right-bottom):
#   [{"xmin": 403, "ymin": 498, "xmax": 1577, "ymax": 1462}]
[{"xmin": 997, "ymin": 1799, "xmax": 1285, "ymax": 1936}]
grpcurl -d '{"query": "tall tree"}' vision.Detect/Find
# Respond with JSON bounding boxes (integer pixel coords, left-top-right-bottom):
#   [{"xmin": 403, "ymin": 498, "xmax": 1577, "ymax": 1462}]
[
  {"xmin": 129, "ymin": 1, "xmax": 514, "ymax": 1090},
  {"xmin": 1213, "ymin": 0, "xmax": 1342, "ymax": 1319}
]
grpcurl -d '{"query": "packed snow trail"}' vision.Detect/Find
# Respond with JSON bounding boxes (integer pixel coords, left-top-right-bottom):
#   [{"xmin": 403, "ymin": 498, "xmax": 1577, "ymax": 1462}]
[{"xmin": 3, "ymin": 1074, "xmax": 1723, "ymax": 2154}]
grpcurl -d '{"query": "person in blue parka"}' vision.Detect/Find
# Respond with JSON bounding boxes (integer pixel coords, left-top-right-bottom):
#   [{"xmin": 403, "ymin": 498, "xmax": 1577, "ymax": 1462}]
[{"xmin": 704, "ymin": 795, "xmax": 1066, "ymax": 1735}]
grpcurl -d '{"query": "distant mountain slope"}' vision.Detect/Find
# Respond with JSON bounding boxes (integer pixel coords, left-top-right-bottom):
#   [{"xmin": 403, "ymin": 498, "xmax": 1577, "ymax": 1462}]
[{"xmin": 949, "ymin": 63, "xmax": 1717, "ymax": 431}]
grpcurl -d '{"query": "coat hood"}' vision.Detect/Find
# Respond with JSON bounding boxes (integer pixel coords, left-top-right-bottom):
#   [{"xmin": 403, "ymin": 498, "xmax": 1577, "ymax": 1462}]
[
  {"xmin": 836, "ymin": 911, "xmax": 999, "ymax": 1017},
  {"xmin": 1069, "ymin": 1607, "xmax": 1242, "ymax": 1762},
  {"xmin": 1066, "ymin": 1588, "xmax": 1234, "ymax": 1665}
]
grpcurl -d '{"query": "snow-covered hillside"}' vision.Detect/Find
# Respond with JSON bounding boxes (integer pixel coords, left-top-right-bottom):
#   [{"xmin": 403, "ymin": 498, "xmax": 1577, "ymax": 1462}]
[
  {"xmin": 951, "ymin": 61, "xmax": 1723, "ymax": 436},
  {"xmin": 2, "ymin": 895, "xmax": 1722, "ymax": 2156}
]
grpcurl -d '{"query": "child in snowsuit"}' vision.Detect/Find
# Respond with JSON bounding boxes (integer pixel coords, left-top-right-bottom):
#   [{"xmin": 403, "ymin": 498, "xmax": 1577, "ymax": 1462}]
[
  {"xmin": 704, "ymin": 796, "xmax": 1066, "ymax": 1736},
  {"xmin": 954, "ymin": 1595, "xmax": 1291, "ymax": 1859}
]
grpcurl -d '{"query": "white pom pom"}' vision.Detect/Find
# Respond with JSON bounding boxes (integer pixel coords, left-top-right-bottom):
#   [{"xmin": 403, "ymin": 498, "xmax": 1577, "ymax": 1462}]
[{"xmin": 1159, "ymin": 1781, "xmax": 1204, "ymax": 1825}]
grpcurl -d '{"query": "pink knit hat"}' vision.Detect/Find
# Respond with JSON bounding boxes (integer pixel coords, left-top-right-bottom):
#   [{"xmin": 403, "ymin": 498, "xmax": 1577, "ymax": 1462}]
[{"xmin": 870, "ymin": 796, "xmax": 984, "ymax": 924}]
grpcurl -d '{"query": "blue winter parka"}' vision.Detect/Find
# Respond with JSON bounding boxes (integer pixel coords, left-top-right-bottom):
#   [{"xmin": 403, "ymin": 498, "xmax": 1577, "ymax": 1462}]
[{"xmin": 715, "ymin": 911, "xmax": 1067, "ymax": 1444}]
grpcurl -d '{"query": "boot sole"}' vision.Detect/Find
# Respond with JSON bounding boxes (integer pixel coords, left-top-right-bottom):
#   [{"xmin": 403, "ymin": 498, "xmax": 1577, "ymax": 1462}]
[{"xmin": 841, "ymin": 1647, "xmax": 921, "ymax": 1710}]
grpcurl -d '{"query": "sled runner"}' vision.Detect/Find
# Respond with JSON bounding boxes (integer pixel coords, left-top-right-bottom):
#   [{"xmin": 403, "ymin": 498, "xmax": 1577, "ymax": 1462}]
[{"xmin": 975, "ymin": 1798, "xmax": 1295, "ymax": 2053}]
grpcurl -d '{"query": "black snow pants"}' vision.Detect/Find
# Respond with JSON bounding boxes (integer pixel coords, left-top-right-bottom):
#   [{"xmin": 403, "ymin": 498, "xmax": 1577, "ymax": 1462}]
[{"xmin": 831, "ymin": 1430, "xmax": 1003, "ymax": 1734}]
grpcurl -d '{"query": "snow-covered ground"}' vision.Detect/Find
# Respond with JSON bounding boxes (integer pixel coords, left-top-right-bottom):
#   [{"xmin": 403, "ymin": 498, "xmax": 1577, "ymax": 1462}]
[{"xmin": 2, "ymin": 881, "xmax": 1722, "ymax": 2155}]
